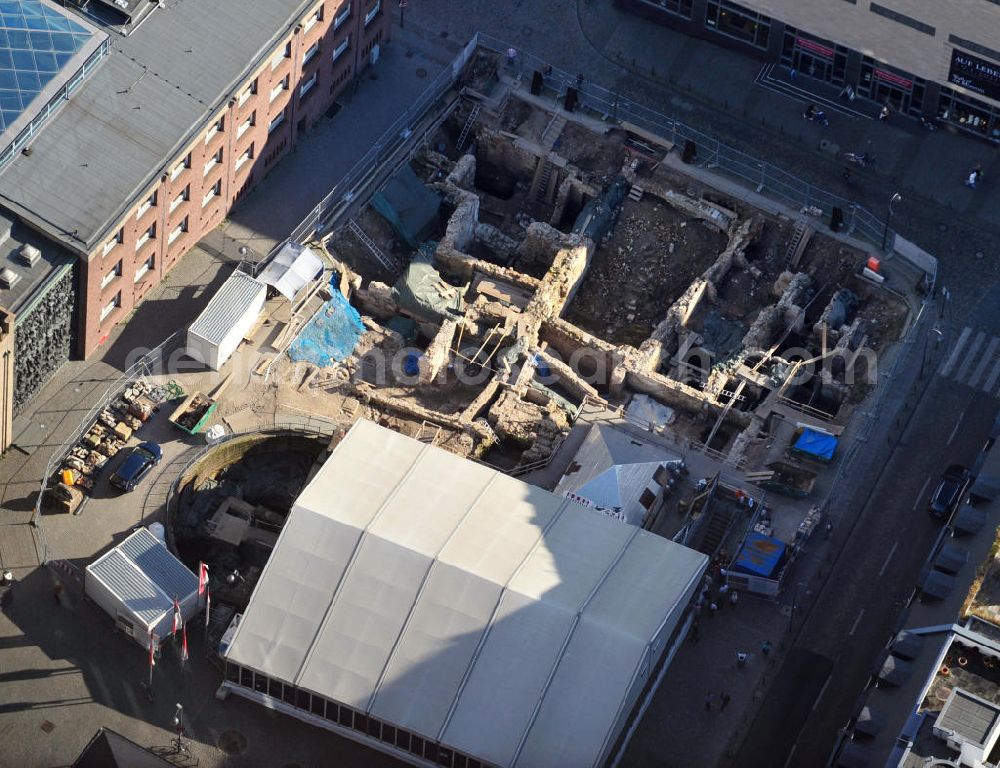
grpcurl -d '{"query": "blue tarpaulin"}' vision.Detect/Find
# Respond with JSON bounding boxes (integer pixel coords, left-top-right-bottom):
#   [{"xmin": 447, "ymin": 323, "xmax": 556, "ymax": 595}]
[
  {"xmin": 792, "ymin": 428, "xmax": 837, "ymax": 463},
  {"xmin": 733, "ymin": 532, "xmax": 786, "ymax": 579},
  {"xmin": 288, "ymin": 291, "xmax": 364, "ymax": 367}
]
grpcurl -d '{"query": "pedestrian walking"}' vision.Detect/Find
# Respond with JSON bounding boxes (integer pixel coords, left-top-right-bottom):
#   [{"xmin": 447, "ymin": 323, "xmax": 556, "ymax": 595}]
[
  {"xmin": 825, "ymin": 521, "xmax": 833, "ymax": 539},
  {"xmin": 691, "ymin": 618, "xmax": 701, "ymax": 641},
  {"xmin": 729, "ymin": 590, "xmax": 739, "ymax": 609},
  {"xmin": 736, "ymin": 651, "xmax": 748, "ymax": 667},
  {"xmin": 966, "ymin": 165, "xmax": 983, "ymax": 188},
  {"xmin": 761, "ymin": 639, "xmax": 772, "ymax": 656},
  {"xmin": 719, "ymin": 582, "xmax": 729, "ymax": 597},
  {"xmin": 720, "ymin": 692, "xmax": 731, "ymax": 711},
  {"xmin": 709, "ymin": 601, "xmax": 719, "ymax": 618},
  {"xmin": 53, "ymin": 580, "xmax": 63, "ymax": 605},
  {"xmin": 878, "ymin": 104, "xmax": 890, "ymax": 122},
  {"xmin": 789, "ymin": 68, "xmax": 797, "ymax": 80},
  {"xmin": 705, "ymin": 692, "xmax": 715, "ymax": 711}
]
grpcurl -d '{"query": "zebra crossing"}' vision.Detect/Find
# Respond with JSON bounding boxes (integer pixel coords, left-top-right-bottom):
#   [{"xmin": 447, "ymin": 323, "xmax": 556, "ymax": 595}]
[{"xmin": 940, "ymin": 327, "xmax": 1000, "ymax": 395}]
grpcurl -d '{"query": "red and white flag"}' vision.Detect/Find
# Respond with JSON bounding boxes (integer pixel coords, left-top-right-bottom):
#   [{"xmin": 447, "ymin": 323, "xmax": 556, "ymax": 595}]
[
  {"xmin": 198, "ymin": 562, "xmax": 209, "ymax": 597},
  {"xmin": 148, "ymin": 633, "xmax": 156, "ymax": 668},
  {"xmin": 172, "ymin": 596, "xmax": 182, "ymax": 634},
  {"xmin": 181, "ymin": 624, "xmax": 189, "ymax": 663}
]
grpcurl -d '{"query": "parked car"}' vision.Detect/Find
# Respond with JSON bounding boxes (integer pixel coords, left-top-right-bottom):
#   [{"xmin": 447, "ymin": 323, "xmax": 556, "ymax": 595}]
[
  {"xmin": 110, "ymin": 442, "xmax": 162, "ymax": 492},
  {"xmin": 928, "ymin": 465, "xmax": 972, "ymax": 519}
]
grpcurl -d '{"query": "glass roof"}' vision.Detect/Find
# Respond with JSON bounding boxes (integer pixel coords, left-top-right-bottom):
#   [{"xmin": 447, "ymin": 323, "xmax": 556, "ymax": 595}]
[{"xmin": 0, "ymin": 0, "xmax": 93, "ymax": 133}]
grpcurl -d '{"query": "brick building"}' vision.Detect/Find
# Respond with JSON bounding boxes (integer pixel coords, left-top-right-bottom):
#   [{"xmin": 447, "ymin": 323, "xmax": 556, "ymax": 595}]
[
  {"xmin": 616, "ymin": 0, "xmax": 1000, "ymax": 142},
  {"xmin": 0, "ymin": 0, "xmax": 391, "ymax": 364}
]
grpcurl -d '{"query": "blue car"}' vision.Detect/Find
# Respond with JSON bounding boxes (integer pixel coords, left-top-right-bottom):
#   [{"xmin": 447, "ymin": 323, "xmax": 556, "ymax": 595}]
[{"xmin": 110, "ymin": 442, "xmax": 162, "ymax": 492}]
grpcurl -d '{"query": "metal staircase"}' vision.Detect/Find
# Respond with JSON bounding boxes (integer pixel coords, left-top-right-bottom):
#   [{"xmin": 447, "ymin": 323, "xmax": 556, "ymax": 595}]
[
  {"xmin": 784, "ymin": 220, "xmax": 813, "ymax": 269},
  {"xmin": 456, "ymin": 104, "xmax": 482, "ymax": 151},
  {"xmin": 347, "ymin": 220, "xmax": 396, "ymax": 272},
  {"xmin": 533, "ymin": 156, "xmax": 556, "ymax": 203}
]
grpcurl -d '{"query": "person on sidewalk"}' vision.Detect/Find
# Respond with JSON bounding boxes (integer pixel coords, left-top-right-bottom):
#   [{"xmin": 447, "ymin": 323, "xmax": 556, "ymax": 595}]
[
  {"xmin": 736, "ymin": 651, "xmax": 748, "ymax": 667},
  {"xmin": 729, "ymin": 591, "xmax": 739, "ymax": 609},
  {"xmin": 705, "ymin": 692, "xmax": 715, "ymax": 711},
  {"xmin": 825, "ymin": 521, "xmax": 833, "ymax": 539},
  {"xmin": 709, "ymin": 601, "xmax": 719, "ymax": 618},
  {"xmin": 761, "ymin": 639, "xmax": 773, "ymax": 656},
  {"xmin": 720, "ymin": 692, "xmax": 731, "ymax": 711},
  {"xmin": 966, "ymin": 165, "xmax": 983, "ymax": 188},
  {"xmin": 878, "ymin": 104, "xmax": 890, "ymax": 122}
]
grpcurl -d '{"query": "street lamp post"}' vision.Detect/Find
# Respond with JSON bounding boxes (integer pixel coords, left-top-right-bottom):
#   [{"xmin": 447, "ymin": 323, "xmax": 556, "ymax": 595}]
[{"xmin": 881, "ymin": 192, "xmax": 902, "ymax": 253}]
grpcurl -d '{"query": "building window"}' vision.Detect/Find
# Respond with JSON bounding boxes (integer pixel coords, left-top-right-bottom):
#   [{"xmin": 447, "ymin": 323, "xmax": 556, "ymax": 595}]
[
  {"xmin": 205, "ymin": 116, "xmax": 224, "ymax": 143},
  {"xmin": 235, "ymin": 143, "xmax": 255, "ymax": 171},
  {"xmin": 203, "ymin": 180, "xmax": 221, "ymax": 207},
  {"xmin": 335, "ymin": 2, "xmax": 351, "ymax": 29},
  {"xmin": 869, "ymin": 3, "xmax": 935, "ymax": 37},
  {"xmin": 332, "ymin": 35, "xmax": 350, "ymax": 63},
  {"xmin": 136, "ymin": 222, "xmax": 156, "ymax": 250},
  {"xmin": 272, "ymin": 41, "xmax": 291, "ymax": 69},
  {"xmin": 304, "ymin": 3, "xmax": 324, "ymax": 31},
  {"xmin": 204, "ymin": 148, "xmax": 223, "ymax": 176},
  {"xmin": 705, "ymin": 0, "xmax": 770, "ymax": 49},
  {"xmin": 938, "ymin": 85, "xmax": 1000, "ymax": 140},
  {"xmin": 170, "ymin": 154, "xmax": 191, "ymax": 181},
  {"xmin": 238, "ymin": 111, "xmax": 256, "ymax": 138},
  {"xmin": 337, "ymin": 705, "xmax": 353, "ymax": 728},
  {"xmin": 268, "ymin": 111, "xmax": 286, "ymax": 133},
  {"xmin": 101, "ymin": 259, "xmax": 122, "ymax": 289},
  {"xmin": 300, "ymin": 71, "xmax": 318, "ymax": 99},
  {"xmin": 303, "ymin": 41, "xmax": 320, "ymax": 65},
  {"xmin": 102, "ymin": 228, "xmax": 124, "ymax": 256},
  {"xmin": 135, "ymin": 253, "xmax": 154, "ymax": 282},
  {"xmin": 270, "ymin": 75, "xmax": 290, "ymax": 102},
  {"xmin": 137, "ymin": 191, "xmax": 157, "ymax": 217},
  {"xmin": 395, "ymin": 729, "xmax": 410, "ymax": 751},
  {"xmin": 100, "ymin": 291, "xmax": 121, "ymax": 321},
  {"xmin": 239, "ymin": 79, "xmax": 258, "ymax": 106},
  {"xmin": 170, "ymin": 185, "xmax": 189, "ymax": 213},
  {"xmin": 309, "ymin": 695, "xmax": 325, "ymax": 717},
  {"xmin": 168, "ymin": 216, "xmax": 188, "ymax": 245},
  {"xmin": 364, "ymin": 0, "xmax": 381, "ymax": 27}
]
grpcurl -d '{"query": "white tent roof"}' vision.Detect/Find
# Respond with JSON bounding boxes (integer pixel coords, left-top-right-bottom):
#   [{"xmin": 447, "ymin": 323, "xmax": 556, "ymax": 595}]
[
  {"xmin": 225, "ymin": 420, "xmax": 706, "ymax": 768},
  {"xmin": 188, "ymin": 269, "xmax": 265, "ymax": 345},
  {"xmin": 257, "ymin": 241, "xmax": 324, "ymax": 301}
]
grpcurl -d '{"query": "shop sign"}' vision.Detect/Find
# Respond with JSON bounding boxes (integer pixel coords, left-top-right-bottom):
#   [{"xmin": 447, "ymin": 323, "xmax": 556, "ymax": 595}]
[
  {"xmin": 949, "ymin": 48, "xmax": 1000, "ymax": 102},
  {"xmin": 874, "ymin": 68, "xmax": 913, "ymax": 90},
  {"xmin": 796, "ymin": 37, "xmax": 834, "ymax": 59}
]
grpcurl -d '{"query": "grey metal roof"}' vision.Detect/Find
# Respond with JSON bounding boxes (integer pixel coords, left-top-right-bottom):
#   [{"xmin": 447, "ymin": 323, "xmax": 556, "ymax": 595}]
[
  {"xmin": 936, "ymin": 688, "xmax": 1000, "ymax": 746},
  {"xmin": 555, "ymin": 424, "xmax": 683, "ymax": 526},
  {"xmin": 0, "ymin": 0, "xmax": 316, "ymax": 251},
  {"xmin": 118, "ymin": 526, "xmax": 198, "ymax": 603},
  {"xmin": 0, "ymin": 210, "xmax": 73, "ymax": 315},
  {"xmin": 225, "ymin": 420, "xmax": 708, "ymax": 768},
  {"xmin": 85, "ymin": 527, "xmax": 197, "ymax": 630},
  {"xmin": 188, "ymin": 270, "xmax": 265, "ymax": 345}
]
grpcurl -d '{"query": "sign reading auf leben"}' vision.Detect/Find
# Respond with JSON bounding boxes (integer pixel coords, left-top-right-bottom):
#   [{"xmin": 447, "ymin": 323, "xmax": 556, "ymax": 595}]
[{"xmin": 949, "ymin": 48, "xmax": 1000, "ymax": 102}]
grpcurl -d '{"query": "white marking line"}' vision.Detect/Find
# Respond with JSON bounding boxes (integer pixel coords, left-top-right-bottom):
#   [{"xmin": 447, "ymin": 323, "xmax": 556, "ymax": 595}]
[
  {"xmin": 987, "ymin": 356, "xmax": 1000, "ymax": 394},
  {"xmin": 941, "ymin": 326, "xmax": 972, "ymax": 377},
  {"xmin": 969, "ymin": 336, "xmax": 1000, "ymax": 388},
  {"xmin": 913, "ymin": 477, "xmax": 931, "ymax": 510},
  {"xmin": 810, "ymin": 675, "xmax": 834, "ymax": 713},
  {"xmin": 783, "ymin": 743, "xmax": 799, "ymax": 768},
  {"xmin": 848, "ymin": 609, "xmax": 865, "ymax": 637},
  {"xmin": 954, "ymin": 330, "xmax": 987, "ymax": 382},
  {"xmin": 878, "ymin": 540, "xmax": 899, "ymax": 578},
  {"xmin": 947, "ymin": 412, "xmax": 964, "ymax": 445}
]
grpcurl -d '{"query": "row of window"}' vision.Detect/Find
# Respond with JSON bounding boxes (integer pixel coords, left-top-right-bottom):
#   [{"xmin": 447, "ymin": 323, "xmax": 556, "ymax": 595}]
[
  {"xmin": 101, "ymin": 252, "xmax": 156, "ymax": 292},
  {"xmin": 226, "ymin": 663, "xmax": 490, "ymax": 768}
]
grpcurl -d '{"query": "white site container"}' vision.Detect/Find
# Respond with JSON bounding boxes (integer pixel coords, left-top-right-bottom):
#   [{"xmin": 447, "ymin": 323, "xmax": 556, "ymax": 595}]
[{"xmin": 186, "ymin": 270, "xmax": 266, "ymax": 370}]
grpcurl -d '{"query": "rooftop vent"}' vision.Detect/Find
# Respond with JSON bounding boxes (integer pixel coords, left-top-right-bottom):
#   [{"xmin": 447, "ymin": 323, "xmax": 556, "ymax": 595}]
[
  {"xmin": 0, "ymin": 268, "xmax": 20, "ymax": 290},
  {"xmin": 18, "ymin": 244, "xmax": 40, "ymax": 268}
]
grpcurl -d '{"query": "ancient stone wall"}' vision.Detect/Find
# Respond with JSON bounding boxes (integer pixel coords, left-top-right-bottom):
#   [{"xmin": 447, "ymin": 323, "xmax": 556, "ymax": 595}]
[{"xmin": 14, "ymin": 267, "xmax": 75, "ymax": 416}]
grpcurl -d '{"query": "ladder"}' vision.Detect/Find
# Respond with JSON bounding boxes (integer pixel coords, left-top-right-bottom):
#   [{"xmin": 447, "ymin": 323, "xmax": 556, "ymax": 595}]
[
  {"xmin": 456, "ymin": 104, "xmax": 481, "ymax": 151},
  {"xmin": 533, "ymin": 156, "xmax": 555, "ymax": 203},
  {"xmin": 627, "ymin": 184, "xmax": 644, "ymax": 203},
  {"xmin": 347, "ymin": 220, "xmax": 396, "ymax": 273},
  {"xmin": 784, "ymin": 220, "xmax": 813, "ymax": 269}
]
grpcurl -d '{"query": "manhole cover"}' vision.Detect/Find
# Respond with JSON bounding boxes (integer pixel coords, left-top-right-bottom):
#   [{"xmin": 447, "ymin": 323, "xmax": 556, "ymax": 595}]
[
  {"xmin": 416, "ymin": 67, "xmax": 427, "ymax": 79},
  {"xmin": 40, "ymin": 720, "xmax": 54, "ymax": 734},
  {"xmin": 218, "ymin": 730, "xmax": 247, "ymax": 754}
]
